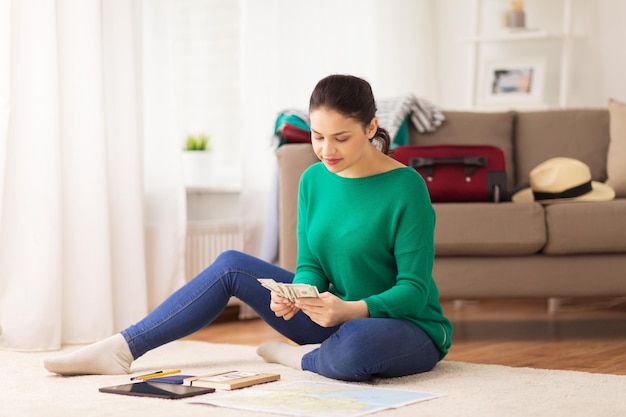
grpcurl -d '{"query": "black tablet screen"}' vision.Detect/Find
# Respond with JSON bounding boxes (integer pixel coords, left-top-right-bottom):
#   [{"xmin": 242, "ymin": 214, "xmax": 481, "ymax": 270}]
[{"xmin": 99, "ymin": 381, "xmax": 215, "ymax": 399}]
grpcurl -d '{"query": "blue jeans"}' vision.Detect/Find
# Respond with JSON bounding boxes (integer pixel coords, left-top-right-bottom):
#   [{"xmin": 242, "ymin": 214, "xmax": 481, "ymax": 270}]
[{"xmin": 121, "ymin": 250, "xmax": 440, "ymax": 381}]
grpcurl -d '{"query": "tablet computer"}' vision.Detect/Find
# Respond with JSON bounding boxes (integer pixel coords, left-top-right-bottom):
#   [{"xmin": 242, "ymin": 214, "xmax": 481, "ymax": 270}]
[{"xmin": 99, "ymin": 381, "xmax": 215, "ymax": 399}]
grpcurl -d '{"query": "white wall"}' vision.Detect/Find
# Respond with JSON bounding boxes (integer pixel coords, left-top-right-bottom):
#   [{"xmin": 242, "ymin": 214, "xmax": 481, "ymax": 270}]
[
  {"xmin": 435, "ymin": 0, "xmax": 626, "ymax": 109},
  {"xmin": 594, "ymin": 0, "xmax": 626, "ymax": 104}
]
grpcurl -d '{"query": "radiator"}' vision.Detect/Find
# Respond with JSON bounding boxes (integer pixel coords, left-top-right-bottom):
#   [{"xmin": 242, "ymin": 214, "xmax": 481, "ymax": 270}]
[
  {"xmin": 185, "ymin": 219, "xmax": 244, "ymax": 281},
  {"xmin": 184, "ymin": 218, "xmax": 256, "ymax": 318}
]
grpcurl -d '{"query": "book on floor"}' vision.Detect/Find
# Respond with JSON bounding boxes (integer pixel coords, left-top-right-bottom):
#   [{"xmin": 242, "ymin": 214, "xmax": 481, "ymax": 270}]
[{"xmin": 183, "ymin": 371, "xmax": 280, "ymax": 390}]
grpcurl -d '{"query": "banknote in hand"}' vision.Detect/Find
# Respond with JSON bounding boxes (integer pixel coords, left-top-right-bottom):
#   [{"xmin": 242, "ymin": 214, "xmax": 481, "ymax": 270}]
[{"xmin": 257, "ymin": 278, "xmax": 320, "ymax": 302}]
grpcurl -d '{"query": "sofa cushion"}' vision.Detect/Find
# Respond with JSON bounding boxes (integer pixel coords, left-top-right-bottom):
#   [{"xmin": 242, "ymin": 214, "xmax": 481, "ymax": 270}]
[
  {"xmin": 542, "ymin": 199, "xmax": 626, "ymax": 255},
  {"xmin": 607, "ymin": 98, "xmax": 626, "ymax": 198},
  {"xmin": 514, "ymin": 109, "xmax": 610, "ymax": 189},
  {"xmin": 433, "ymin": 202, "xmax": 546, "ymax": 256},
  {"xmin": 408, "ymin": 111, "xmax": 515, "ymax": 191}
]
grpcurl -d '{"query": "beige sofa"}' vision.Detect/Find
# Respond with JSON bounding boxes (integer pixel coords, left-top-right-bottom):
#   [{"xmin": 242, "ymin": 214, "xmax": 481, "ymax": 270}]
[{"xmin": 275, "ymin": 109, "xmax": 626, "ymax": 299}]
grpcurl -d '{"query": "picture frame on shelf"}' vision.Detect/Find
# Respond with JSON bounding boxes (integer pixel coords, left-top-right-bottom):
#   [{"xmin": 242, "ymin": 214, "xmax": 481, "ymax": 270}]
[{"xmin": 478, "ymin": 58, "xmax": 546, "ymax": 105}]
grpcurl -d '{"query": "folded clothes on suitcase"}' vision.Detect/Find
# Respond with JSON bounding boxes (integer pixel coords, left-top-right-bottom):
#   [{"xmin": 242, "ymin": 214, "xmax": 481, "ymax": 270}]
[
  {"xmin": 278, "ymin": 122, "xmax": 311, "ymax": 144},
  {"xmin": 392, "ymin": 144, "xmax": 508, "ymax": 202}
]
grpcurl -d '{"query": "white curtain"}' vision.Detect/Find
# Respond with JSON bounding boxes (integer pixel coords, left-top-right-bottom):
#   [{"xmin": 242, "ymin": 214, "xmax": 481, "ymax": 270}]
[
  {"xmin": 141, "ymin": 0, "xmax": 188, "ymax": 310},
  {"xmin": 0, "ymin": 0, "xmax": 186, "ymax": 351}
]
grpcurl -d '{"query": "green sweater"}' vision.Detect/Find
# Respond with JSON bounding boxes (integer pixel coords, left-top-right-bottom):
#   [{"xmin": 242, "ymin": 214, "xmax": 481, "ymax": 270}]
[{"xmin": 294, "ymin": 163, "xmax": 452, "ymax": 358}]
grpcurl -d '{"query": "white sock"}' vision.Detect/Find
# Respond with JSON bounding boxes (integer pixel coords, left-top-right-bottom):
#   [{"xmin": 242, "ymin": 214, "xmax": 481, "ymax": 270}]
[
  {"xmin": 256, "ymin": 341, "xmax": 320, "ymax": 370},
  {"xmin": 43, "ymin": 333, "xmax": 133, "ymax": 376}
]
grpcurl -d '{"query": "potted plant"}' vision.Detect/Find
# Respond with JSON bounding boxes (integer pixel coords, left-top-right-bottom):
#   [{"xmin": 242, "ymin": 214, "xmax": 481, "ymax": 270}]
[
  {"xmin": 181, "ymin": 133, "xmax": 213, "ymax": 187},
  {"xmin": 184, "ymin": 133, "xmax": 210, "ymax": 151}
]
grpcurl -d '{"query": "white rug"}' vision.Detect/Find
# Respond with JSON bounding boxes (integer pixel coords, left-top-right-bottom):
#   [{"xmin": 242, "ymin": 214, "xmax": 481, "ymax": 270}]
[{"xmin": 3, "ymin": 340, "xmax": 625, "ymax": 417}]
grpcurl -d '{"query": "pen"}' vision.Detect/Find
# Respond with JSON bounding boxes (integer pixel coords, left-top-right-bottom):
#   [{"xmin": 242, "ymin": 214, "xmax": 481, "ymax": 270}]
[
  {"xmin": 131, "ymin": 370, "xmax": 163, "ymax": 381},
  {"xmin": 130, "ymin": 369, "xmax": 181, "ymax": 381}
]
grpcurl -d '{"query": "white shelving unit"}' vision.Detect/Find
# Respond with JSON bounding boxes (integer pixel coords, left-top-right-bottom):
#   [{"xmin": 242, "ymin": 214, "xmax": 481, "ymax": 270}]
[{"xmin": 461, "ymin": 0, "xmax": 575, "ymax": 110}]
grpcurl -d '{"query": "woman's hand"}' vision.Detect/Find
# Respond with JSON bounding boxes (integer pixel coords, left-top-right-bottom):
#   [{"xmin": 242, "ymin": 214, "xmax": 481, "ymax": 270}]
[
  {"xmin": 269, "ymin": 291, "xmax": 299, "ymax": 321},
  {"xmin": 295, "ymin": 292, "xmax": 369, "ymax": 327}
]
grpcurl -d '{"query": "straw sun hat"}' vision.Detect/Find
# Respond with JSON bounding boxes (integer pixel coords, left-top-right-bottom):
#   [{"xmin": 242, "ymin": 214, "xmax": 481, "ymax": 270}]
[{"xmin": 511, "ymin": 157, "xmax": 615, "ymax": 203}]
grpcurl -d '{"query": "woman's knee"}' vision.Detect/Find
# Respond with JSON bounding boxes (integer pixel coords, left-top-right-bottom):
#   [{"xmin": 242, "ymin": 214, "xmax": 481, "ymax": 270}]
[
  {"xmin": 305, "ymin": 347, "xmax": 370, "ymax": 382},
  {"xmin": 306, "ymin": 320, "xmax": 379, "ymax": 381},
  {"xmin": 190, "ymin": 250, "xmax": 249, "ymax": 287},
  {"xmin": 214, "ymin": 249, "xmax": 248, "ymax": 265},
  {"xmin": 207, "ymin": 250, "xmax": 256, "ymax": 274},
  {"xmin": 306, "ymin": 318, "xmax": 439, "ymax": 381}
]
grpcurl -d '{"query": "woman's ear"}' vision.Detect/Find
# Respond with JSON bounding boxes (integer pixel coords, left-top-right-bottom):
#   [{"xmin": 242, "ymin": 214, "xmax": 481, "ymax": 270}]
[{"xmin": 367, "ymin": 117, "xmax": 379, "ymax": 139}]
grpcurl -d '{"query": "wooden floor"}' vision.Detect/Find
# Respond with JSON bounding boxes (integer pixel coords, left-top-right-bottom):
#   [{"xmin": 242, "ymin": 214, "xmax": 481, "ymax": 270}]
[{"xmin": 185, "ymin": 297, "xmax": 626, "ymax": 375}]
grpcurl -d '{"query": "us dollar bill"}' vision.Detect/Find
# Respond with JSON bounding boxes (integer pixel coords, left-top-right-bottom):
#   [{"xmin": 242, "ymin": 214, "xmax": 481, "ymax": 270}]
[{"xmin": 257, "ymin": 278, "xmax": 320, "ymax": 302}]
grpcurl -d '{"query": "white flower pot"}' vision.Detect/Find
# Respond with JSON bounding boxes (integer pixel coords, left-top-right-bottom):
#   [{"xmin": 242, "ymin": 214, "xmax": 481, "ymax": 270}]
[{"xmin": 182, "ymin": 151, "xmax": 214, "ymax": 188}]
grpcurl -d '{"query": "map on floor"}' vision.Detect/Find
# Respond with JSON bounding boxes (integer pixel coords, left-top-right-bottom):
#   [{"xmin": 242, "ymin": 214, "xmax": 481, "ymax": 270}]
[{"xmin": 191, "ymin": 380, "xmax": 444, "ymax": 417}]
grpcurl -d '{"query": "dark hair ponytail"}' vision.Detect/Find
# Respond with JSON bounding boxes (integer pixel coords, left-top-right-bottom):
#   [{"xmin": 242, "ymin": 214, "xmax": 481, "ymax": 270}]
[
  {"xmin": 309, "ymin": 74, "xmax": 392, "ymax": 155},
  {"xmin": 373, "ymin": 127, "xmax": 392, "ymax": 155}
]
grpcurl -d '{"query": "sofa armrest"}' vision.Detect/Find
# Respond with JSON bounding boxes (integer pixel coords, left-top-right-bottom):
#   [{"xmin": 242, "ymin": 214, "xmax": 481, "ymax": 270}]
[{"xmin": 276, "ymin": 144, "xmax": 319, "ymax": 272}]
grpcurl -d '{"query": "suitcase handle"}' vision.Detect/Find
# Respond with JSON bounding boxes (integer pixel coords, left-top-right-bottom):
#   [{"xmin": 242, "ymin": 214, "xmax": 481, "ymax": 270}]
[{"xmin": 409, "ymin": 156, "xmax": 488, "ymax": 177}]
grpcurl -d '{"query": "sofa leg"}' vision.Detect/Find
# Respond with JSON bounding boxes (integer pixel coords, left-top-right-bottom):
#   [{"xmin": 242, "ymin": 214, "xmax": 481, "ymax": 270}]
[
  {"xmin": 547, "ymin": 297, "xmax": 564, "ymax": 315},
  {"xmin": 452, "ymin": 299, "xmax": 478, "ymax": 310}
]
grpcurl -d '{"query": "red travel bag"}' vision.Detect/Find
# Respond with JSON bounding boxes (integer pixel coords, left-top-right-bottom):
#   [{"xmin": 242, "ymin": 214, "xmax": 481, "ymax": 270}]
[
  {"xmin": 392, "ymin": 144, "xmax": 508, "ymax": 202},
  {"xmin": 278, "ymin": 122, "xmax": 310, "ymax": 144}
]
